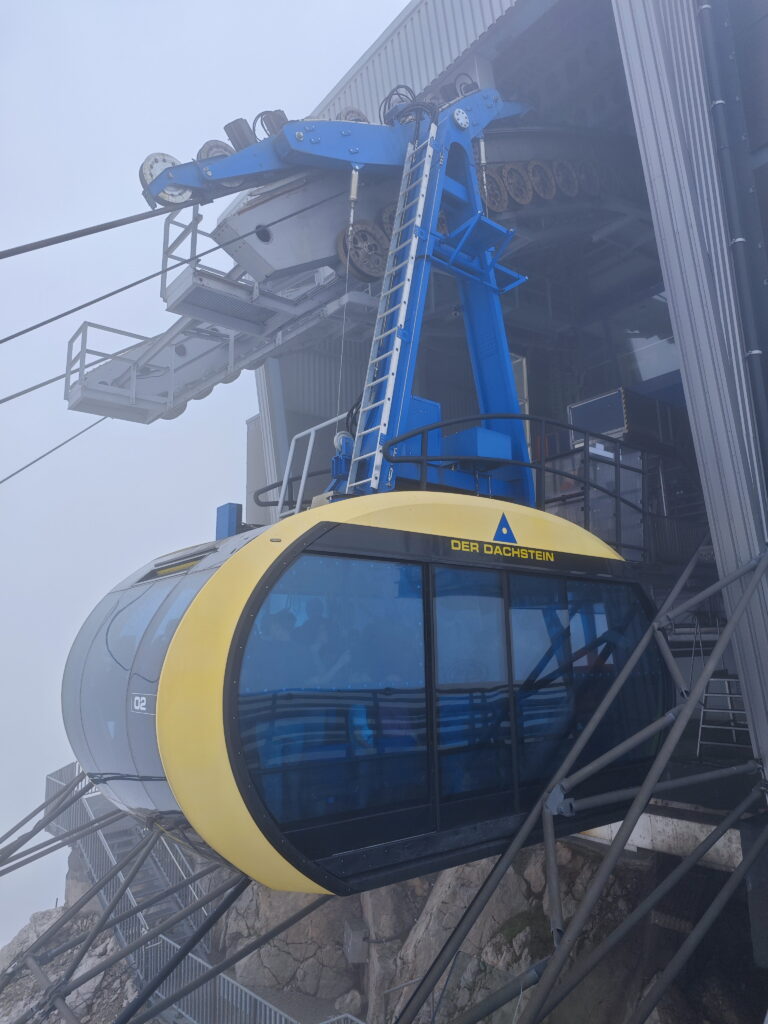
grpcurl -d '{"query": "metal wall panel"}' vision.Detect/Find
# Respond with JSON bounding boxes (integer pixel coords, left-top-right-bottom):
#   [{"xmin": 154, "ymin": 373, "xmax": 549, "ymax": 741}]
[
  {"xmin": 312, "ymin": 0, "xmax": 514, "ymax": 121},
  {"xmin": 613, "ymin": 0, "xmax": 768, "ymax": 766},
  {"xmin": 732, "ymin": 2, "xmax": 768, "ymax": 151}
]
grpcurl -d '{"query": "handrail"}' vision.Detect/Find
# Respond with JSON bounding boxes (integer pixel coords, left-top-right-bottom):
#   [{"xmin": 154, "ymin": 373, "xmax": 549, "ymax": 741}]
[
  {"xmin": 255, "ymin": 468, "xmax": 328, "ymax": 509},
  {"xmin": 253, "ymin": 410, "xmax": 703, "ymax": 563},
  {"xmin": 385, "ymin": 410, "xmax": 644, "ymax": 459},
  {"xmin": 45, "ymin": 766, "xmax": 321, "ymax": 1024},
  {"xmin": 274, "ymin": 413, "xmax": 346, "ymax": 518},
  {"xmin": 380, "ymin": 412, "xmax": 645, "ymax": 518}
]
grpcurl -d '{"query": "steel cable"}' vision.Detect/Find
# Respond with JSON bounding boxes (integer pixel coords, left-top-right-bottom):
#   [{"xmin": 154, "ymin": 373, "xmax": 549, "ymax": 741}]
[
  {"xmin": 0, "ymin": 203, "xmax": 198, "ymax": 261},
  {"xmin": 0, "ymin": 187, "xmax": 347, "ymax": 348}
]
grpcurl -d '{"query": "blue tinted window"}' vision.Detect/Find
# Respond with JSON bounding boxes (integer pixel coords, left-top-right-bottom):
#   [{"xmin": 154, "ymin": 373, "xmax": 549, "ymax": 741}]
[
  {"xmin": 237, "ymin": 555, "xmax": 427, "ymax": 827},
  {"xmin": 566, "ymin": 578, "xmax": 666, "ymax": 764},
  {"xmin": 509, "ymin": 573, "xmax": 667, "ymax": 784},
  {"xmin": 509, "ymin": 575, "xmax": 573, "ymax": 783},
  {"xmin": 434, "ymin": 568, "xmax": 511, "ymax": 806}
]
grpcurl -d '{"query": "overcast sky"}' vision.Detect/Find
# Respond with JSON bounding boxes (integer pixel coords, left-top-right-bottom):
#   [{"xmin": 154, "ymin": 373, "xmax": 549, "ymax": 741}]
[{"xmin": 0, "ymin": 0, "xmax": 408, "ymax": 948}]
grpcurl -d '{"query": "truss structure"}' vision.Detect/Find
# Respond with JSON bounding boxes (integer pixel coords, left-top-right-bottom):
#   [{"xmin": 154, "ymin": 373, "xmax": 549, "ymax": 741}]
[{"xmin": 0, "ymin": 542, "xmax": 765, "ymax": 1024}]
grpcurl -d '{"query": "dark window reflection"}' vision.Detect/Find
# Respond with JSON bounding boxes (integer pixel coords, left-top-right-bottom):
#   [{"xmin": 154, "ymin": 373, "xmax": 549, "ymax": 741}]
[
  {"xmin": 237, "ymin": 555, "xmax": 427, "ymax": 828},
  {"xmin": 434, "ymin": 568, "xmax": 512, "ymax": 808},
  {"xmin": 567, "ymin": 578, "xmax": 666, "ymax": 765},
  {"xmin": 235, "ymin": 548, "xmax": 671, "ymax": 854},
  {"xmin": 510, "ymin": 573, "xmax": 667, "ymax": 785},
  {"xmin": 509, "ymin": 574, "xmax": 573, "ymax": 783}
]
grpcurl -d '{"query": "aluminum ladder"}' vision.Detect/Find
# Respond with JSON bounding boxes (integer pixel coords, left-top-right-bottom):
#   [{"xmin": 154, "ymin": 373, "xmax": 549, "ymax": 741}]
[
  {"xmin": 696, "ymin": 672, "xmax": 752, "ymax": 758},
  {"xmin": 346, "ymin": 121, "xmax": 438, "ymax": 493}
]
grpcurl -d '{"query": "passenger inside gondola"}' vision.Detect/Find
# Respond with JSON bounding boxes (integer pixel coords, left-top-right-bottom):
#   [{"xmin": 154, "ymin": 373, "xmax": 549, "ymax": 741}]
[
  {"xmin": 235, "ymin": 549, "xmax": 669, "ymax": 857},
  {"xmin": 237, "ymin": 554, "xmax": 429, "ymax": 831}
]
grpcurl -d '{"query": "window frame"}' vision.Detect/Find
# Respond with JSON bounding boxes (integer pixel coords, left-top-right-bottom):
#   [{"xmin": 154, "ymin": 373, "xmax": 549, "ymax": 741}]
[
  {"xmin": 223, "ymin": 519, "xmax": 669, "ymax": 889},
  {"xmin": 430, "ymin": 562, "xmax": 519, "ymax": 828}
]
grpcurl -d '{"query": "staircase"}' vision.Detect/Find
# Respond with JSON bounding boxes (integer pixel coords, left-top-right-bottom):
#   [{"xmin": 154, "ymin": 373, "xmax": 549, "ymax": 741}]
[
  {"xmin": 697, "ymin": 673, "xmax": 752, "ymax": 759},
  {"xmin": 661, "ymin": 608, "xmax": 754, "ymax": 762},
  {"xmin": 45, "ymin": 765, "xmax": 364, "ymax": 1024},
  {"xmin": 97, "ymin": 810, "xmax": 213, "ymax": 950}
]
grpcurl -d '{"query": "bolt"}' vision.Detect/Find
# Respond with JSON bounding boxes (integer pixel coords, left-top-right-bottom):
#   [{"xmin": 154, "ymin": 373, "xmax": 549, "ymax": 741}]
[{"xmin": 295, "ymin": 130, "xmax": 304, "ymax": 141}]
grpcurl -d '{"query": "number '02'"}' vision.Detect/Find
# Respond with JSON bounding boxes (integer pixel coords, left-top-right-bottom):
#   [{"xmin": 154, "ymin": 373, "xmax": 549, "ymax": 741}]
[{"xmin": 132, "ymin": 695, "xmax": 147, "ymax": 712}]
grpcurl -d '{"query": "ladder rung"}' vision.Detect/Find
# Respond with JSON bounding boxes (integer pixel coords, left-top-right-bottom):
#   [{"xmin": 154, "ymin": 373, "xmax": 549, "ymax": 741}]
[
  {"xmin": 394, "ymin": 216, "xmax": 419, "ymax": 232},
  {"xmin": 400, "ymin": 186, "xmax": 423, "ymax": 206},
  {"xmin": 356, "ymin": 425, "xmax": 381, "ymax": 437},
  {"xmin": 389, "ymin": 236, "xmax": 415, "ymax": 255},
  {"xmin": 384, "ymin": 257, "xmax": 412, "ymax": 276},
  {"xmin": 366, "ymin": 373, "xmax": 391, "ymax": 388},
  {"xmin": 359, "ymin": 399, "xmax": 386, "ymax": 413},
  {"xmin": 380, "ymin": 282, "xmax": 405, "ymax": 299},
  {"xmin": 369, "ymin": 354, "xmax": 395, "ymax": 369},
  {"xmin": 405, "ymin": 165, "xmax": 430, "ymax": 182},
  {"xmin": 349, "ymin": 477, "xmax": 373, "ymax": 486},
  {"xmin": 700, "ymin": 723, "xmax": 750, "ymax": 732},
  {"xmin": 369, "ymin": 357, "xmax": 394, "ymax": 372},
  {"xmin": 371, "ymin": 328, "xmax": 397, "ymax": 343},
  {"xmin": 700, "ymin": 739, "xmax": 752, "ymax": 747}
]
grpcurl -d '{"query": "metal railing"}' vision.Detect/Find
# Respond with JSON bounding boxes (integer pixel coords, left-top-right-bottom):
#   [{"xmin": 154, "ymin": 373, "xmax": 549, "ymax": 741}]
[
  {"xmin": 160, "ymin": 206, "xmax": 209, "ymax": 302},
  {"xmin": 152, "ymin": 832, "xmax": 212, "ymax": 939},
  {"xmin": 65, "ymin": 322, "xmax": 157, "ymax": 403},
  {"xmin": 255, "ymin": 411, "xmax": 706, "ymax": 564},
  {"xmin": 45, "ymin": 765, "xmax": 357, "ymax": 1024},
  {"xmin": 46, "ymin": 768, "xmax": 155, "ymax": 968},
  {"xmin": 269, "ymin": 413, "xmax": 346, "ymax": 519},
  {"xmin": 136, "ymin": 934, "xmax": 303, "ymax": 1024}
]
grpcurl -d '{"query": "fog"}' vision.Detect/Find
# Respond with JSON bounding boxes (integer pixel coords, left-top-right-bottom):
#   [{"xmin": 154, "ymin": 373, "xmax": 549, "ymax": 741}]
[{"xmin": 0, "ymin": 0, "xmax": 407, "ymax": 946}]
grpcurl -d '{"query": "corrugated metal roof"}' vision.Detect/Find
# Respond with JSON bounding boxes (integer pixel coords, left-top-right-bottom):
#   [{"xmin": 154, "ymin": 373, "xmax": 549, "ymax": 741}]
[{"xmin": 311, "ymin": 0, "xmax": 515, "ymax": 121}]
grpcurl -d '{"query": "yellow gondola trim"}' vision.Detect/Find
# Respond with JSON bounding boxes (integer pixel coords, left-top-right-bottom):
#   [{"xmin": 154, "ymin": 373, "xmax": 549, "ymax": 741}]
[{"xmin": 156, "ymin": 492, "xmax": 620, "ymax": 892}]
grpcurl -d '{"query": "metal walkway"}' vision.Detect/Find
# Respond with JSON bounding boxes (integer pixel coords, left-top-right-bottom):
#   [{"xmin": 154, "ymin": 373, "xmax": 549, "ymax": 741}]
[{"xmin": 0, "ymin": 765, "xmax": 363, "ymax": 1024}]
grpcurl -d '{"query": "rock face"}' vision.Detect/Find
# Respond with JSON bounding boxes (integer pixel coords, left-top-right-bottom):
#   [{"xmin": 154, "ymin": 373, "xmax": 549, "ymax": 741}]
[
  {"xmin": 215, "ymin": 886, "xmax": 362, "ymax": 1000},
  {"xmin": 3, "ymin": 838, "xmax": 765, "ymax": 1023},
  {"xmin": 0, "ymin": 909, "xmax": 158, "ymax": 1024},
  {"xmin": 210, "ymin": 839, "xmax": 766, "ymax": 1024}
]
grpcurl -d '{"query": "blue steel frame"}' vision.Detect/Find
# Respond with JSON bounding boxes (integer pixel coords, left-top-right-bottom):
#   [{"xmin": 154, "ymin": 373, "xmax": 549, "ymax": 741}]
[{"xmin": 143, "ymin": 91, "xmax": 534, "ymax": 505}]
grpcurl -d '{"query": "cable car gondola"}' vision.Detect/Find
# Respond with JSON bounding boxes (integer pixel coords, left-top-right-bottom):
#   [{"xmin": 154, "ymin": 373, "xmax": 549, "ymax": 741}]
[
  {"xmin": 64, "ymin": 90, "xmax": 674, "ymax": 894},
  {"xmin": 62, "ymin": 491, "xmax": 674, "ymax": 894}
]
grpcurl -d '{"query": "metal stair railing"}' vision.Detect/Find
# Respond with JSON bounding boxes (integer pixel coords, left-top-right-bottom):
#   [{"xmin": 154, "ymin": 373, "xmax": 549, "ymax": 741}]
[
  {"xmin": 150, "ymin": 833, "xmax": 212, "ymax": 939},
  {"xmin": 138, "ymin": 934, "xmax": 302, "ymax": 1024},
  {"xmin": 45, "ymin": 765, "xmax": 365, "ymax": 1024},
  {"xmin": 45, "ymin": 771, "xmax": 156, "ymax": 972},
  {"xmin": 697, "ymin": 673, "xmax": 752, "ymax": 758}
]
